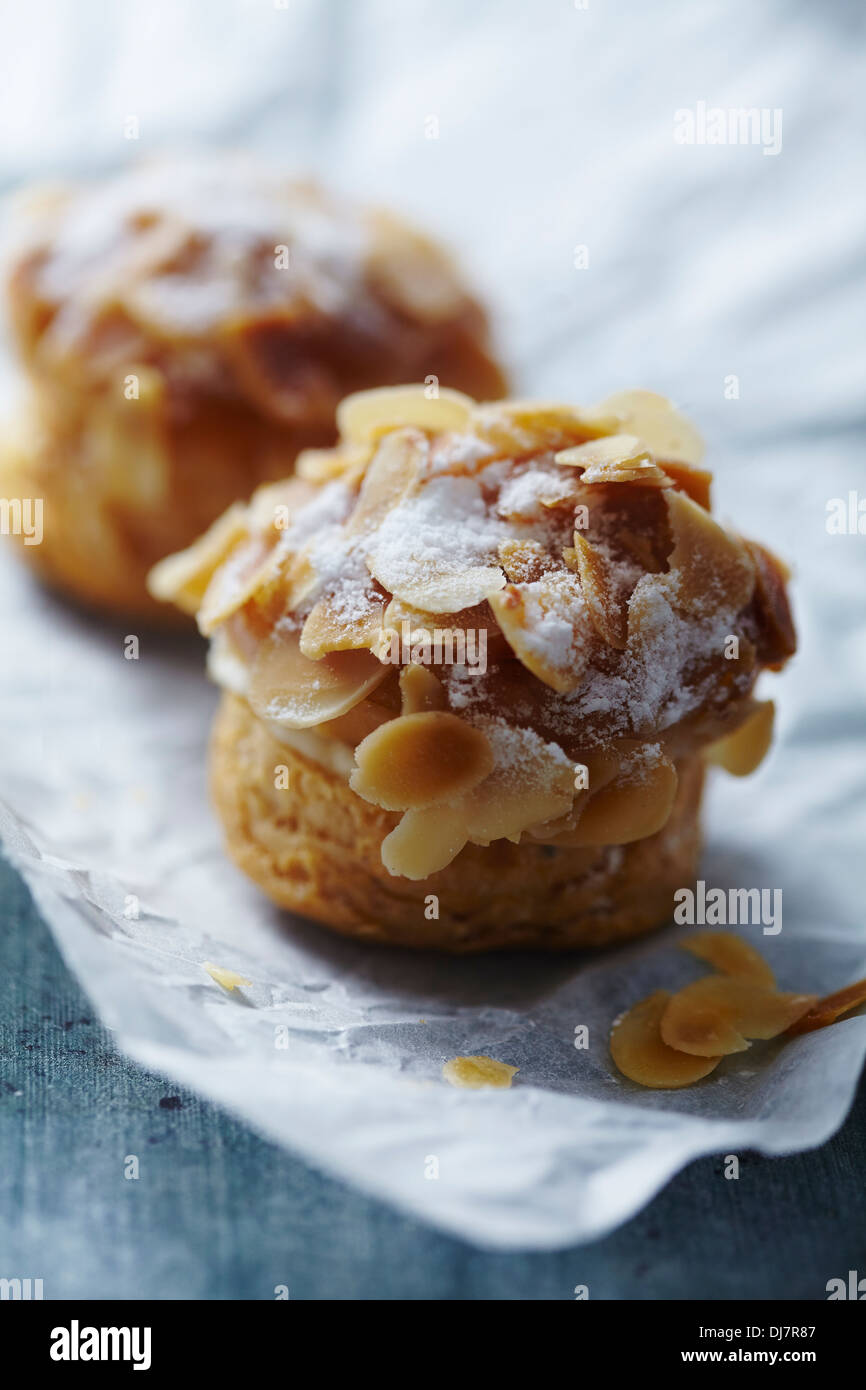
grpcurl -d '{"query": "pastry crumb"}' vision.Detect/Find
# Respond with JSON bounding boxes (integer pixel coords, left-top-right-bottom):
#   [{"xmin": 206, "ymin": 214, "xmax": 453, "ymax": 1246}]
[
  {"xmin": 203, "ymin": 962, "xmax": 252, "ymax": 992},
  {"xmin": 442, "ymin": 1055, "xmax": 518, "ymax": 1089}
]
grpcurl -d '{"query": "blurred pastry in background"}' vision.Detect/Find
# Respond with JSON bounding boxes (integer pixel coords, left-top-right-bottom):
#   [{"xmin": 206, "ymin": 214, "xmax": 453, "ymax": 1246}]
[
  {"xmin": 150, "ymin": 385, "xmax": 796, "ymax": 952},
  {"xmin": 0, "ymin": 155, "xmax": 506, "ymax": 618}
]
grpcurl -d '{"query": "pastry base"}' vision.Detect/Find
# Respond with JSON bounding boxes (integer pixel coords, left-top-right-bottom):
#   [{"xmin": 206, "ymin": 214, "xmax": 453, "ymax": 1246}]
[{"xmin": 210, "ymin": 693, "xmax": 705, "ymax": 953}]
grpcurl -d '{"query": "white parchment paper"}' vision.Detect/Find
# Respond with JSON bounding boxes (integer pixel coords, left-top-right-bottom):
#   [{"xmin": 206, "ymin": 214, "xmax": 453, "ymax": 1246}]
[{"xmin": 1, "ymin": 0, "xmax": 865, "ymax": 1248}]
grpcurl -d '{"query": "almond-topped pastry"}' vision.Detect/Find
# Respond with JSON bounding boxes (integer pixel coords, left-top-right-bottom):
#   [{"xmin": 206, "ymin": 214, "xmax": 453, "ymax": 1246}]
[
  {"xmin": 0, "ymin": 155, "xmax": 506, "ymax": 618},
  {"xmin": 150, "ymin": 385, "xmax": 796, "ymax": 951}
]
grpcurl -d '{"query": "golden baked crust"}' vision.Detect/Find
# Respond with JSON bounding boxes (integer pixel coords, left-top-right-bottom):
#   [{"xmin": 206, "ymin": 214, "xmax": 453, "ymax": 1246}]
[
  {"xmin": 3, "ymin": 157, "xmax": 506, "ymax": 618},
  {"xmin": 211, "ymin": 692, "xmax": 705, "ymax": 952}
]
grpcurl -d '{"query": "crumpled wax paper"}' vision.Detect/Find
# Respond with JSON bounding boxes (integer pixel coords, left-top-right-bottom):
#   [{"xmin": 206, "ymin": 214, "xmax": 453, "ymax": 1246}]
[{"xmin": 1, "ymin": 0, "xmax": 865, "ymax": 1248}]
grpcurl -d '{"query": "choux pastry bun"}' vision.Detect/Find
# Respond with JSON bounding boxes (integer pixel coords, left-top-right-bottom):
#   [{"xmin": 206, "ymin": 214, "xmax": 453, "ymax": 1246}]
[
  {"xmin": 151, "ymin": 385, "xmax": 796, "ymax": 951},
  {"xmin": 1, "ymin": 156, "xmax": 506, "ymax": 618}
]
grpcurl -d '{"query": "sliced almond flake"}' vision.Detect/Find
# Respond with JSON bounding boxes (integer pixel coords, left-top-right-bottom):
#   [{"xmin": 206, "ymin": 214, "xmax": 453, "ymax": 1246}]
[
  {"xmin": 786, "ymin": 978, "xmax": 866, "ymax": 1036},
  {"xmin": 344, "ymin": 428, "xmax": 426, "ymax": 536},
  {"xmin": 299, "ymin": 591, "xmax": 386, "ymax": 660},
  {"xmin": 569, "ymin": 744, "xmax": 678, "ymax": 846},
  {"xmin": 659, "ymin": 459, "xmax": 713, "ymax": 510},
  {"xmin": 399, "ymin": 664, "xmax": 447, "ymax": 714},
  {"xmin": 373, "ymin": 596, "xmax": 505, "ymax": 663},
  {"xmin": 591, "ymin": 389, "xmax": 705, "ymax": 465},
  {"xmin": 296, "ymin": 443, "xmax": 371, "ymax": 486},
  {"xmin": 198, "ymin": 534, "xmax": 284, "ymax": 636},
  {"xmin": 247, "ymin": 477, "xmax": 319, "ymax": 534},
  {"xmin": 680, "ymin": 931, "xmax": 776, "ymax": 988},
  {"xmin": 203, "ymin": 963, "xmax": 252, "ymax": 993},
  {"xmin": 381, "ymin": 805, "xmax": 469, "ymax": 879},
  {"xmin": 497, "ymin": 538, "xmax": 558, "ymax": 584},
  {"xmin": 147, "ymin": 502, "xmax": 248, "ymax": 614},
  {"xmin": 349, "ymin": 711, "xmax": 493, "ymax": 811},
  {"xmin": 474, "ymin": 400, "xmax": 618, "ymax": 455},
  {"xmin": 525, "ymin": 744, "xmax": 623, "ymax": 844},
  {"xmin": 555, "ymin": 434, "xmax": 670, "ymax": 487},
  {"xmin": 610, "ymin": 992, "xmax": 722, "ymax": 1089},
  {"xmin": 660, "ymin": 977, "xmax": 816, "ymax": 1057},
  {"xmin": 365, "ymin": 210, "xmax": 469, "ymax": 323},
  {"xmin": 706, "ymin": 700, "xmax": 774, "ymax": 777},
  {"xmin": 249, "ymin": 628, "xmax": 387, "ymax": 729},
  {"xmin": 660, "ymin": 489, "xmax": 756, "ymax": 615},
  {"xmin": 336, "ymin": 384, "xmax": 474, "ymax": 444},
  {"xmin": 571, "ymin": 534, "xmax": 629, "ymax": 649},
  {"xmin": 442, "ymin": 1056, "xmax": 518, "ymax": 1089},
  {"xmin": 487, "ymin": 572, "xmax": 593, "ymax": 694},
  {"xmin": 746, "ymin": 541, "xmax": 797, "ymax": 668},
  {"xmin": 368, "ymin": 556, "xmax": 506, "ymax": 615},
  {"xmin": 461, "ymin": 723, "xmax": 574, "ymax": 846}
]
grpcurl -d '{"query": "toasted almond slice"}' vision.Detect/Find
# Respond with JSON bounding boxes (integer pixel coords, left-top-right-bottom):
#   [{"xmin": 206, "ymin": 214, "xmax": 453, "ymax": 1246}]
[
  {"xmin": 296, "ymin": 443, "xmax": 371, "ymax": 485},
  {"xmin": 399, "ymin": 664, "xmax": 447, "ymax": 714},
  {"xmin": 474, "ymin": 400, "xmax": 618, "ymax": 455},
  {"xmin": 380, "ymin": 595, "xmax": 502, "ymax": 640},
  {"xmin": 365, "ymin": 211, "xmax": 469, "ymax": 322},
  {"xmin": 610, "ymin": 992, "xmax": 722, "ymax": 1089},
  {"xmin": 786, "ymin": 979, "xmax": 866, "ymax": 1036},
  {"xmin": 381, "ymin": 805, "xmax": 469, "ymax": 879},
  {"xmin": 299, "ymin": 591, "xmax": 386, "ymax": 660},
  {"xmin": 680, "ymin": 931, "xmax": 776, "ymax": 988},
  {"xmin": 661, "ymin": 489, "xmax": 756, "ymax": 614},
  {"xmin": 461, "ymin": 724, "xmax": 575, "ymax": 846},
  {"xmin": 569, "ymin": 745, "xmax": 678, "ymax": 846},
  {"xmin": 495, "ymin": 468, "xmax": 583, "ymax": 519},
  {"xmin": 197, "ymin": 535, "xmax": 285, "ymax": 636},
  {"xmin": 249, "ymin": 628, "xmax": 388, "ymax": 729},
  {"xmin": 659, "ymin": 459, "xmax": 713, "ymax": 510},
  {"xmin": 344, "ymin": 429, "xmax": 426, "ymax": 536},
  {"xmin": 497, "ymin": 538, "xmax": 557, "ymax": 584},
  {"xmin": 350, "ymin": 711, "xmax": 493, "ymax": 811},
  {"xmin": 368, "ymin": 554, "xmax": 506, "ymax": 615},
  {"xmin": 525, "ymin": 744, "xmax": 624, "ymax": 845},
  {"xmin": 555, "ymin": 433, "xmax": 653, "ymax": 471},
  {"xmin": 706, "ymin": 701, "xmax": 775, "ymax": 777},
  {"xmin": 337, "ymin": 384, "xmax": 474, "ymax": 444},
  {"xmin": 373, "ymin": 597, "xmax": 505, "ymax": 663},
  {"xmin": 147, "ymin": 503, "xmax": 248, "ymax": 614},
  {"xmin": 203, "ymin": 963, "xmax": 252, "ymax": 992},
  {"xmin": 246, "ymin": 477, "xmax": 319, "ymax": 534},
  {"xmin": 746, "ymin": 541, "xmax": 797, "ymax": 668},
  {"xmin": 660, "ymin": 977, "xmax": 817, "ymax": 1057},
  {"xmin": 592, "ymin": 389, "xmax": 705, "ymax": 465},
  {"xmin": 487, "ymin": 572, "xmax": 593, "ymax": 693},
  {"xmin": 571, "ymin": 534, "xmax": 629, "ymax": 649},
  {"xmin": 442, "ymin": 1056, "xmax": 519, "ymax": 1089}
]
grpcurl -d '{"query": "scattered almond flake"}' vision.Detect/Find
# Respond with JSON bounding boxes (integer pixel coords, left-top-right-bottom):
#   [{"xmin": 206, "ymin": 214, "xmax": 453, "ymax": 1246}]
[
  {"xmin": 203, "ymin": 962, "xmax": 252, "ymax": 992},
  {"xmin": 442, "ymin": 1056, "xmax": 518, "ymax": 1089}
]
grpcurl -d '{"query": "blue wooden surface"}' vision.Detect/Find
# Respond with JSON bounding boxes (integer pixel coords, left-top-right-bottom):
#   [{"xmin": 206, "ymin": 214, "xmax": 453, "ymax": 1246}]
[{"xmin": 1, "ymin": 853, "xmax": 864, "ymax": 1301}]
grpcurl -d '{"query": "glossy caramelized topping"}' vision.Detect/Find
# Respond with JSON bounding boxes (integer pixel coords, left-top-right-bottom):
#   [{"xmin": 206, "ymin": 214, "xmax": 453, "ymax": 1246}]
[
  {"xmin": 150, "ymin": 385, "xmax": 796, "ymax": 879},
  {"xmin": 6, "ymin": 156, "xmax": 506, "ymax": 416}
]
